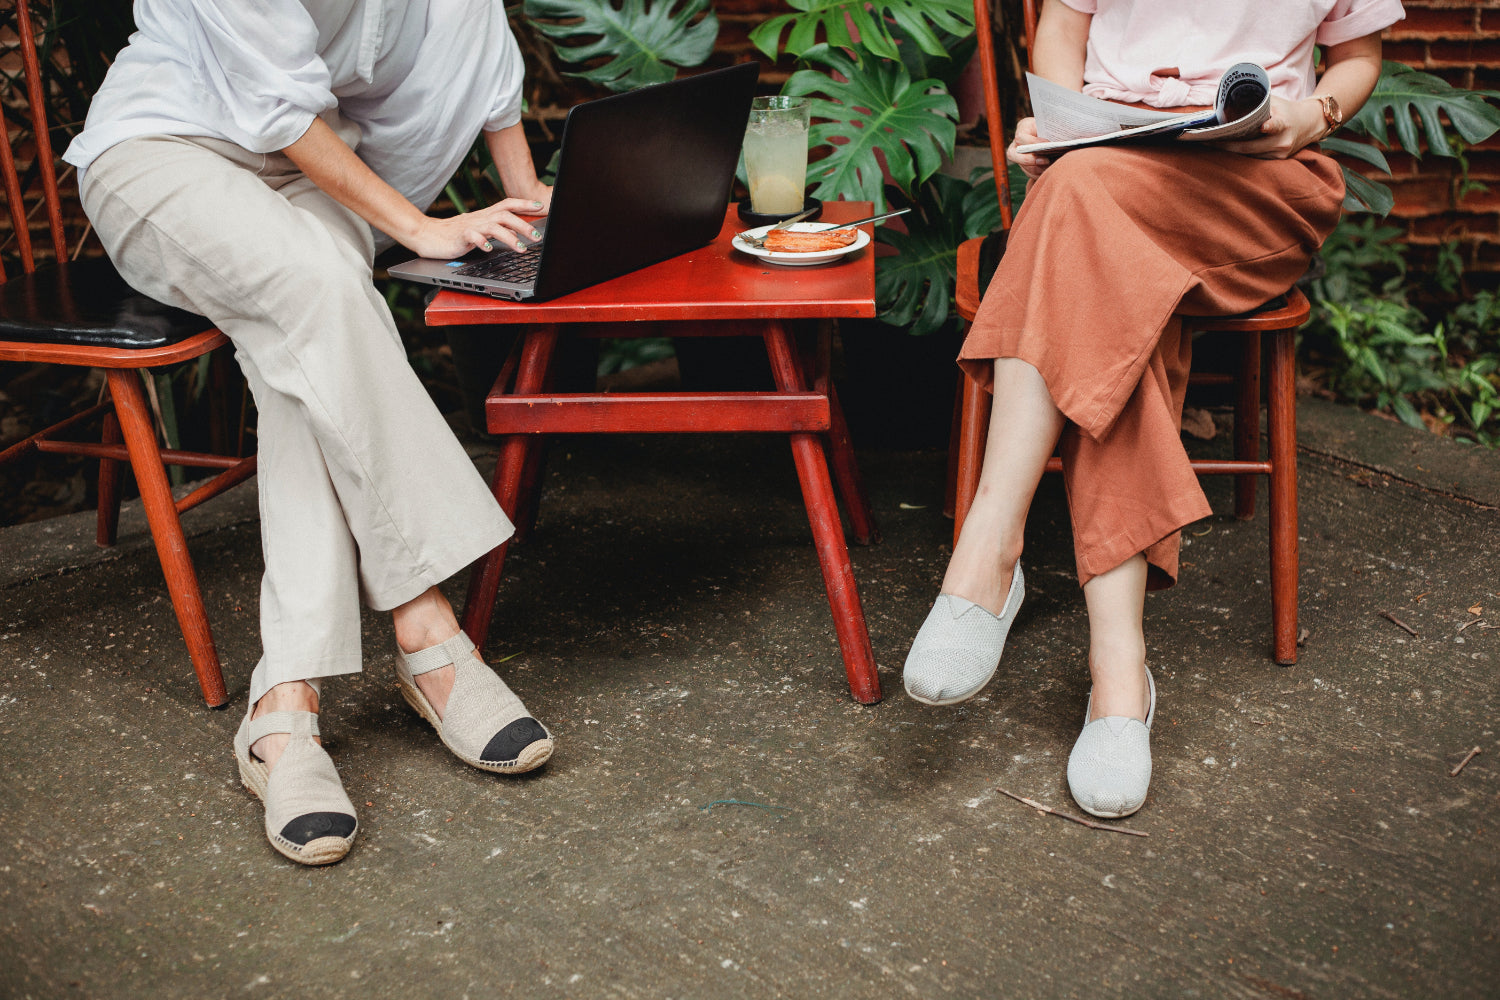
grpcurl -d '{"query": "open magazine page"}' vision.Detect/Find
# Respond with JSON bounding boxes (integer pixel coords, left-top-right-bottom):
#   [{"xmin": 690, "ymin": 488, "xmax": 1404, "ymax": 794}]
[
  {"xmin": 1016, "ymin": 63, "xmax": 1271, "ymax": 154},
  {"xmin": 1179, "ymin": 63, "xmax": 1272, "ymax": 141},
  {"xmin": 1025, "ymin": 74, "xmax": 1209, "ymax": 142}
]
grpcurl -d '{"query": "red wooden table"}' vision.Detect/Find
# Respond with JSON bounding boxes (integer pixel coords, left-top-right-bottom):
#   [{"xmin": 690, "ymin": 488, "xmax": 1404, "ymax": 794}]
[{"xmin": 425, "ymin": 201, "xmax": 884, "ymax": 703}]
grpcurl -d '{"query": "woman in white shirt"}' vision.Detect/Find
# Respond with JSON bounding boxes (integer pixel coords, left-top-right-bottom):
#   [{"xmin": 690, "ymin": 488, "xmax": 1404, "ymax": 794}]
[{"xmin": 68, "ymin": 0, "xmax": 557, "ymax": 865}]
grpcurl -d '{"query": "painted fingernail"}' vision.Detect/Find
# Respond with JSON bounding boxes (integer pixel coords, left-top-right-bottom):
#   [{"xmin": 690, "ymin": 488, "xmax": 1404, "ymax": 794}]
[
  {"xmin": 531, "ymin": 230, "xmax": 541, "ymax": 239},
  {"xmin": 481, "ymin": 241, "xmax": 493, "ymax": 251},
  {"xmin": 532, "ymin": 201, "xmax": 543, "ymax": 208}
]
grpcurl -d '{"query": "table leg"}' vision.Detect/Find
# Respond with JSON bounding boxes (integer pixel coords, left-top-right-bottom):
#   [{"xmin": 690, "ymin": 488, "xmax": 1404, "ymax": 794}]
[
  {"xmin": 764, "ymin": 322, "xmax": 881, "ymax": 704},
  {"xmin": 462, "ymin": 325, "xmax": 559, "ymax": 652},
  {"xmin": 827, "ymin": 382, "xmax": 880, "ymax": 545}
]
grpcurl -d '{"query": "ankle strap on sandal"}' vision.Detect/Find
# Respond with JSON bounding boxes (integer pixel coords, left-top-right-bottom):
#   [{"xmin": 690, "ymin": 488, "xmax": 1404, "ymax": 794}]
[
  {"xmin": 399, "ymin": 632, "xmax": 476, "ymax": 676},
  {"xmin": 240, "ymin": 709, "xmax": 320, "ymax": 746}
]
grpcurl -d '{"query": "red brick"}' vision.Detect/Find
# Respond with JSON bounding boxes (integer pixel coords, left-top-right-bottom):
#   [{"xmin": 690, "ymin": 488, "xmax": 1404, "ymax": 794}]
[
  {"xmin": 1426, "ymin": 38, "xmax": 1500, "ymax": 65},
  {"xmin": 1381, "ymin": 39, "xmax": 1430, "ymax": 65},
  {"xmin": 1483, "ymin": 9, "xmax": 1500, "ymax": 32},
  {"xmin": 1387, "ymin": 176, "xmax": 1459, "ymax": 215},
  {"xmin": 1407, "ymin": 212, "xmax": 1500, "ymax": 241},
  {"xmin": 1458, "ymin": 150, "xmax": 1500, "ymax": 179},
  {"xmin": 1451, "ymin": 184, "xmax": 1500, "ymax": 212},
  {"xmin": 1389, "ymin": 6, "xmax": 1478, "ymax": 38}
]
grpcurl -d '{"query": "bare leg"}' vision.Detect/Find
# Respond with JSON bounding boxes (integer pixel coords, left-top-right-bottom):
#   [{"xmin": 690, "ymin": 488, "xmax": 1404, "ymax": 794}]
[
  {"xmin": 391, "ymin": 585, "xmax": 485, "ymax": 720},
  {"xmin": 249, "ymin": 680, "xmax": 320, "ymax": 770},
  {"xmin": 1081, "ymin": 553, "xmax": 1151, "ymax": 721},
  {"xmin": 940, "ymin": 358, "xmax": 1066, "ymax": 613}
]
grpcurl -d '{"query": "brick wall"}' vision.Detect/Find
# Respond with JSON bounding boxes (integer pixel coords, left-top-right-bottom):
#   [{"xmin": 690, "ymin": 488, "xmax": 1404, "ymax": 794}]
[{"xmin": 1374, "ymin": 1, "xmax": 1500, "ymax": 276}]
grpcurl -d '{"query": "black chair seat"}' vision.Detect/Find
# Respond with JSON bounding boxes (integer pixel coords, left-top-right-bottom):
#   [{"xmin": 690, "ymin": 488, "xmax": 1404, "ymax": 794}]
[{"xmin": 0, "ymin": 258, "xmax": 210, "ymax": 350}]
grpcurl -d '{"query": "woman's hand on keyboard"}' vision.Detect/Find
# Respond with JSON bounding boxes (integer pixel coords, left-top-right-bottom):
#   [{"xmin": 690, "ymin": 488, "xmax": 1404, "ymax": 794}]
[{"xmin": 407, "ymin": 194, "xmax": 552, "ymax": 259}]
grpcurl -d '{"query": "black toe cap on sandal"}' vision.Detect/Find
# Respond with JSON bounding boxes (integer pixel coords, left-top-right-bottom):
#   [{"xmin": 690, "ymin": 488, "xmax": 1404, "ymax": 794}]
[
  {"xmin": 280, "ymin": 812, "xmax": 357, "ymax": 845},
  {"xmin": 481, "ymin": 718, "xmax": 549, "ymax": 764}
]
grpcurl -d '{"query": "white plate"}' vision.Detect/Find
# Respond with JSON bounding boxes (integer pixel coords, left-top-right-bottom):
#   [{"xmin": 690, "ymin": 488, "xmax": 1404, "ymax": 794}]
[{"xmin": 732, "ymin": 222, "xmax": 871, "ymax": 266}]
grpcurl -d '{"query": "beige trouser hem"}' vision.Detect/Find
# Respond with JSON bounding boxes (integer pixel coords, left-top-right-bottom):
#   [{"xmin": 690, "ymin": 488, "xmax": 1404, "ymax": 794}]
[{"xmin": 78, "ymin": 134, "xmax": 513, "ymax": 707}]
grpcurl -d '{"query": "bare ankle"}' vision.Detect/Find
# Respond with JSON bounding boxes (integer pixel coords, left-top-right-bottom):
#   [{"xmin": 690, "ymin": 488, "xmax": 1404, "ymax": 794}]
[{"xmin": 392, "ymin": 586, "xmax": 462, "ymax": 654}]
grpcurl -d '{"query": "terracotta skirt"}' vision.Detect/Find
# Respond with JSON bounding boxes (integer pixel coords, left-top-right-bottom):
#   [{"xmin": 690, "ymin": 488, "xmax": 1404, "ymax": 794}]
[{"xmin": 958, "ymin": 144, "xmax": 1344, "ymax": 589}]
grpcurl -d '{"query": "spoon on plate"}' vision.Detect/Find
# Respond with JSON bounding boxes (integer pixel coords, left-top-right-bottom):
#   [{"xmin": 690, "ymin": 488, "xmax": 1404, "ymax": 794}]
[{"xmin": 737, "ymin": 206, "xmax": 911, "ymax": 248}]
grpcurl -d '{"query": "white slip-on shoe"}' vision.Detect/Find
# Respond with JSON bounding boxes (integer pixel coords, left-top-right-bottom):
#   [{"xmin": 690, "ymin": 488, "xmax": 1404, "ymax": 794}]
[
  {"xmin": 396, "ymin": 632, "xmax": 553, "ymax": 774},
  {"xmin": 233, "ymin": 709, "xmax": 357, "ymax": 865},
  {"xmin": 903, "ymin": 564, "xmax": 1024, "ymax": 706},
  {"xmin": 1066, "ymin": 666, "xmax": 1156, "ymax": 819}
]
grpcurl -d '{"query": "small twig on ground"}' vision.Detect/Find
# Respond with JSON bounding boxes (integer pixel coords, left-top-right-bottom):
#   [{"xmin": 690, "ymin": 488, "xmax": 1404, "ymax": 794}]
[
  {"xmin": 699, "ymin": 799, "xmax": 790, "ymax": 813},
  {"xmin": 1458, "ymin": 618, "xmax": 1486, "ymax": 635},
  {"xmin": 1379, "ymin": 611, "xmax": 1419, "ymax": 637},
  {"xmin": 1450, "ymin": 747, "xmax": 1482, "ymax": 777},
  {"xmin": 996, "ymin": 788, "xmax": 1149, "ymax": 838}
]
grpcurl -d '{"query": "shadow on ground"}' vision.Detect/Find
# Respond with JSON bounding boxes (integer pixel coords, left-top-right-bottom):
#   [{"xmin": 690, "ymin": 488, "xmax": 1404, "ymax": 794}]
[{"xmin": 0, "ymin": 398, "xmax": 1496, "ymax": 998}]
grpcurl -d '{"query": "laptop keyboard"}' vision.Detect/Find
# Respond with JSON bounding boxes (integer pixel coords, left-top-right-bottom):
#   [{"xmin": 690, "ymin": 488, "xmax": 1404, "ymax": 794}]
[{"xmin": 454, "ymin": 248, "xmax": 542, "ymax": 283}]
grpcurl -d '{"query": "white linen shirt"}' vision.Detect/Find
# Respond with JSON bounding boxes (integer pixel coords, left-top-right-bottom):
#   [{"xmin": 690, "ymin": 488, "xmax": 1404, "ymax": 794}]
[
  {"xmin": 1059, "ymin": 0, "xmax": 1405, "ymax": 107},
  {"xmin": 65, "ymin": 0, "xmax": 525, "ymax": 233}
]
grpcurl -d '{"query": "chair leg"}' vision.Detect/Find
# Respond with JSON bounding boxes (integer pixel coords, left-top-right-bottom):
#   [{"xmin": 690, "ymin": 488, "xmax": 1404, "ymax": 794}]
[
  {"xmin": 107, "ymin": 370, "xmax": 228, "ymax": 708},
  {"xmin": 461, "ymin": 325, "xmax": 559, "ymax": 653},
  {"xmin": 826, "ymin": 383, "xmax": 880, "ymax": 545},
  {"xmin": 96, "ymin": 411, "xmax": 123, "ymax": 547},
  {"xmin": 764, "ymin": 321, "xmax": 881, "ymax": 704},
  {"xmin": 952, "ymin": 372, "xmax": 991, "ymax": 548},
  {"xmin": 1267, "ymin": 329, "xmax": 1299, "ymax": 665},
  {"xmin": 1234, "ymin": 333, "xmax": 1262, "ymax": 520}
]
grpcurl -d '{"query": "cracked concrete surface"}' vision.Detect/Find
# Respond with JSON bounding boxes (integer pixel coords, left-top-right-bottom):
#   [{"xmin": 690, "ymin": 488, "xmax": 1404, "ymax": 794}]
[{"xmin": 0, "ymin": 397, "xmax": 1495, "ymax": 998}]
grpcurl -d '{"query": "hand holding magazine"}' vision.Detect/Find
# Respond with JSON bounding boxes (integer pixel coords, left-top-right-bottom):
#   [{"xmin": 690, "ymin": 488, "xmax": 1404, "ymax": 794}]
[{"xmin": 1016, "ymin": 63, "xmax": 1272, "ymax": 155}]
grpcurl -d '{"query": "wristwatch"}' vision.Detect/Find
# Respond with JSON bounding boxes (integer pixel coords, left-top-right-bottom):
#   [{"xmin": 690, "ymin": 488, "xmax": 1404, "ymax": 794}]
[{"xmin": 1313, "ymin": 94, "xmax": 1343, "ymax": 139}]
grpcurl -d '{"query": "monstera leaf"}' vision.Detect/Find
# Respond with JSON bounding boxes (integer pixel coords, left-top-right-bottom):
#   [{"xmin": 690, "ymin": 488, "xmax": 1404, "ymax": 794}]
[
  {"xmin": 749, "ymin": 0, "xmax": 973, "ymax": 63},
  {"xmin": 1347, "ymin": 61, "xmax": 1500, "ymax": 155},
  {"xmin": 958, "ymin": 162, "xmax": 1029, "ymax": 238},
  {"xmin": 1320, "ymin": 136, "xmax": 1396, "ymax": 215},
  {"xmin": 875, "ymin": 173, "xmax": 970, "ymax": 337},
  {"xmin": 783, "ymin": 45, "xmax": 958, "ymax": 209},
  {"xmin": 525, "ymin": 0, "xmax": 718, "ymax": 92}
]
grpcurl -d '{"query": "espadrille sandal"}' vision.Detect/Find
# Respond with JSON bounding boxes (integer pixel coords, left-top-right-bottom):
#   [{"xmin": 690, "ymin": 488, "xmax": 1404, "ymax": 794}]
[
  {"xmin": 233, "ymin": 709, "xmax": 357, "ymax": 865},
  {"xmin": 395, "ymin": 632, "xmax": 553, "ymax": 773}
]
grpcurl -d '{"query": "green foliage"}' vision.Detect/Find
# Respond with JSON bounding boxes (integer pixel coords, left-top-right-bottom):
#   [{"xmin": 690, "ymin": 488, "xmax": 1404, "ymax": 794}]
[
  {"xmin": 874, "ymin": 173, "xmax": 970, "ymax": 336},
  {"xmin": 783, "ymin": 44, "xmax": 958, "ymax": 209},
  {"xmin": 1334, "ymin": 61, "xmax": 1500, "ymax": 215},
  {"xmin": 749, "ymin": 0, "xmax": 973, "ymax": 64},
  {"xmin": 1303, "ymin": 218, "xmax": 1500, "ymax": 446},
  {"xmin": 957, "ymin": 162, "xmax": 1028, "ymax": 239},
  {"xmin": 1347, "ymin": 61, "xmax": 1500, "ymax": 156},
  {"xmin": 524, "ymin": 0, "xmax": 718, "ymax": 92}
]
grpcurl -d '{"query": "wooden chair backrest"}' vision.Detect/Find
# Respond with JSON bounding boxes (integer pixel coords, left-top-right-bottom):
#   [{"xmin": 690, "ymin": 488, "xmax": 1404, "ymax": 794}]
[
  {"xmin": 975, "ymin": 0, "xmax": 1040, "ymax": 228},
  {"xmin": 1, "ymin": 0, "xmax": 71, "ymax": 283}
]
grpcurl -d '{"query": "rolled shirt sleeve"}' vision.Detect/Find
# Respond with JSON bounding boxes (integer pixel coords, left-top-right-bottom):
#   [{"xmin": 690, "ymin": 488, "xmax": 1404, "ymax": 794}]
[{"xmin": 1317, "ymin": 0, "xmax": 1406, "ymax": 46}]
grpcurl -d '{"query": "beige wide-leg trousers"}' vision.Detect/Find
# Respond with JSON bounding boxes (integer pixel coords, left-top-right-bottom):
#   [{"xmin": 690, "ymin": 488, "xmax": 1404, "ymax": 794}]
[{"xmin": 79, "ymin": 133, "xmax": 513, "ymax": 706}]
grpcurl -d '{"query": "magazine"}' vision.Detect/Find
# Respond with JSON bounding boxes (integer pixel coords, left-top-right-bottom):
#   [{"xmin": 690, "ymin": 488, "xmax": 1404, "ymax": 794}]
[{"xmin": 1015, "ymin": 63, "xmax": 1272, "ymax": 155}]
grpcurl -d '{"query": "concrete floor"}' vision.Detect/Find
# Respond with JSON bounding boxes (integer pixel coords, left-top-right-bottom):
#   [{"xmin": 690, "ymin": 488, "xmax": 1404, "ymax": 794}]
[{"xmin": 0, "ymin": 398, "xmax": 1496, "ymax": 999}]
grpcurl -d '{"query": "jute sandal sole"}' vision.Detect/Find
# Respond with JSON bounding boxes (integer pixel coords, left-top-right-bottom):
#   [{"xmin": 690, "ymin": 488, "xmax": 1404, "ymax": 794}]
[
  {"xmin": 233, "ymin": 709, "xmax": 357, "ymax": 866},
  {"xmin": 397, "ymin": 678, "xmax": 554, "ymax": 774},
  {"xmin": 234, "ymin": 751, "xmax": 353, "ymax": 865}
]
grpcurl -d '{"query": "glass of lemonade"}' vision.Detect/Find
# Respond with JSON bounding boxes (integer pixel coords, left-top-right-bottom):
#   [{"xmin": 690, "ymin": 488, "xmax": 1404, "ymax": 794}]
[{"xmin": 744, "ymin": 96, "xmax": 811, "ymax": 216}]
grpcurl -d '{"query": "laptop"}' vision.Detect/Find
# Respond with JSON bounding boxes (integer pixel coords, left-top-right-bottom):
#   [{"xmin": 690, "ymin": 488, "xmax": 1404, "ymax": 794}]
[{"xmin": 389, "ymin": 63, "xmax": 759, "ymax": 302}]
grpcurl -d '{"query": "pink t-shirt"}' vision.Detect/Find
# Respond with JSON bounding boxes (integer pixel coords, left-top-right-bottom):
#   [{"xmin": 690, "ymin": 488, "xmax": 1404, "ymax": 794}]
[{"xmin": 1060, "ymin": 0, "xmax": 1405, "ymax": 107}]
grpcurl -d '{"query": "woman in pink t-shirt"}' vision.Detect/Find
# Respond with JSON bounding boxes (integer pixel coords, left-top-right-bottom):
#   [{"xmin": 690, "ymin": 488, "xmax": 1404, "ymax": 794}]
[{"xmin": 903, "ymin": 0, "xmax": 1402, "ymax": 819}]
